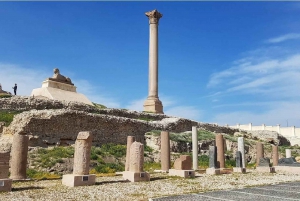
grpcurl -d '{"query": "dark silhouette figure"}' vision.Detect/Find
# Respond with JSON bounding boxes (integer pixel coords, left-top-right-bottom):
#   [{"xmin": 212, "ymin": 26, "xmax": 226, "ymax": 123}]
[{"xmin": 12, "ymin": 84, "xmax": 17, "ymax": 95}]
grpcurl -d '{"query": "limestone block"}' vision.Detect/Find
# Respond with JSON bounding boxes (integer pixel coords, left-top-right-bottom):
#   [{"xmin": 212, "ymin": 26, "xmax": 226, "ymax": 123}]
[
  {"xmin": 0, "ymin": 179, "xmax": 12, "ymax": 192},
  {"xmin": 42, "ymin": 80, "xmax": 76, "ymax": 92},
  {"xmin": 129, "ymin": 142, "xmax": 144, "ymax": 173},
  {"xmin": 62, "ymin": 174, "xmax": 96, "ymax": 187},
  {"xmin": 173, "ymin": 155, "xmax": 192, "ymax": 170},
  {"xmin": 256, "ymin": 166, "xmax": 275, "ymax": 173},
  {"xmin": 122, "ymin": 171, "xmax": 150, "ymax": 182},
  {"xmin": 206, "ymin": 168, "xmax": 221, "ymax": 175},
  {"xmin": 233, "ymin": 167, "xmax": 246, "ymax": 173},
  {"xmin": 274, "ymin": 166, "xmax": 300, "ymax": 174},
  {"xmin": 168, "ymin": 169, "xmax": 195, "ymax": 178}
]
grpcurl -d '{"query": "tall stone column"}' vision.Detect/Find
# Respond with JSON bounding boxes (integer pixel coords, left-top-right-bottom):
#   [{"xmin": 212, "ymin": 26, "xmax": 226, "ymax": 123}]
[
  {"xmin": 192, "ymin": 126, "xmax": 198, "ymax": 170},
  {"xmin": 161, "ymin": 131, "xmax": 170, "ymax": 171},
  {"xmin": 272, "ymin": 145, "xmax": 278, "ymax": 166},
  {"xmin": 10, "ymin": 134, "xmax": 29, "ymax": 180},
  {"xmin": 125, "ymin": 136, "xmax": 136, "ymax": 171},
  {"xmin": 216, "ymin": 134, "xmax": 225, "ymax": 169},
  {"xmin": 143, "ymin": 9, "xmax": 163, "ymax": 114},
  {"xmin": 256, "ymin": 142, "xmax": 264, "ymax": 166},
  {"xmin": 238, "ymin": 137, "xmax": 246, "ymax": 168}
]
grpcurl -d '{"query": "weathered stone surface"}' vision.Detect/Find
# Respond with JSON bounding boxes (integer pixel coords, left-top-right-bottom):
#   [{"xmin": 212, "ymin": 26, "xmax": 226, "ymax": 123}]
[
  {"xmin": 173, "ymin": 155, "xmax": 192, "ymax": 170},
  {"xmin": 278, "ymin": 157, "xmax": 300, "ymax": 167},
  {"xmin": 125, "ymin": 136, "xmax": 135, "ymax": 171},
  {"xmin": 272, "ymin": 145, "xmax": 279, "ymax": 166},
  {"xmin": 192, "ymin": 126, "xmax": 198, "ymax": 170},
  {"xmin": 256, "ymin": 142, "xmax": 264, "ymax": 165},
  {"xmin": 73, "ymin": 131, "xmax": 93, "ymax": 175},
  {"xmin": 0, "ymin": 152, "xmax": 10, "ymax": 179},
  {"xmin": 286, "ymin": 149, "xmax": 292, "ymax": 158},
  {"xmin": 246, "ymin": 130, "xmax": 290, "ymax": 146},
  {"xmin": 258, "ymin": 157, "xmax": 270, "ymax": 167},
  {"xmin": 238, "ymin": 137, "xmax": 245, "ymax": 168},
  {"xmin": 10, "ymin": 134, "xmax": 29, "ymax": 180},
  {"xmin": 49, "ymin": 68, "xmax": 74, "ymax": 85},
  {"xmin": 161, "ymin": 131, "xmax": 170, "ymax": 171},
  {"xmin": 216, "ymin": 134, "xmax": 225, "ymax": 168},
  {"xmin": 129, "ymin": 142, "xmax": 144, "ymax": 173},
  {"xmin": 236, "ymin": 151, "xmax": 242, "ymax": 168},
  {"xmin": 209, "ymin": 146, "xmax": 217, "ymax": 168}
]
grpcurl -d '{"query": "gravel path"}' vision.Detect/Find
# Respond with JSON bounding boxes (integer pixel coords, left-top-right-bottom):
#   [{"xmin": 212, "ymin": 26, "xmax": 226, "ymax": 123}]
[{"xmin": 1, "ymin": 170, "xmax": 300, "ymax": 201}]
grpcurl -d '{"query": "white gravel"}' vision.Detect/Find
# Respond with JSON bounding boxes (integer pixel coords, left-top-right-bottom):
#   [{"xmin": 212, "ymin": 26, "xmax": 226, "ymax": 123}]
[{"xmin": 1, "ymin": 170, "xmax": 300, "ymax": 201}]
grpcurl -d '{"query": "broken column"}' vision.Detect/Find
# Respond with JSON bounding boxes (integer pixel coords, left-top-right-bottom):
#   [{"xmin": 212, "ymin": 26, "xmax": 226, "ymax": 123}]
[
  {"xmin": 123, "ymin": 141, "xmax": 150, "ymax": 182},
  {"xmin": 256, "ymin": 142, "xmax": 275, "ymax": 173},
  {"xmin": 206, "ymin": 146, "xmax": 220, "ymax": 175},
  {"xmin": 192, "ymin": 126, "xmax": 198, "ymax": 170},
  {"xmin": 0, "ymin": 152, "xmax": 12, "ymax": 192},
  {"xmin": 256, "ymin": 142, "xmax": 264, "ymax": 166},
  {"xmin": 62, "ymin": 131, "xmax": 96, "ymax": 187},
  {"xmin": 216, "ymin": 134, "xmax": 225, "ymax": 169},
  {"xmin": 169, "ymin": 155, "xmax": 195, "ymax": 178},
  {"xmin": 286, "ymin": 149, "xmax": 292, "ymax": 158},
  {"xmin": 161, "ymin": 131, "xmax": 170, "ymax": 172},
  {"xmin": 10, "ymin": 134, "xmax": 29, "ymax": 180},
  {"xmin": 272, "ymin": 145, "xmax": 279, "ymax": 166},
  {"xmin": 233, "ymin": 151, "xmax": 246, "ymax": 173},
  {"xmin": 125, "ymin": 136, "xmax": 135, "ymax": 171}
]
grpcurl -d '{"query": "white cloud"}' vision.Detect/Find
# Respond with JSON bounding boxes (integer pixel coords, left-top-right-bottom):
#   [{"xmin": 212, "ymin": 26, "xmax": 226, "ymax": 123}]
[{"xmin": 266, "ymin": 33, "xmax": 300, "ymax": 43}]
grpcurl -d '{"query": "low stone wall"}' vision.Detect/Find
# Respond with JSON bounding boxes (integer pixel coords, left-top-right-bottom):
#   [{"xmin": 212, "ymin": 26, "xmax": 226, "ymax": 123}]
[
  {"xmin": 0, "ymin": 96, "xmax": 168, "ymax": 121},
  {"xmin": 2, "ymin": 109, "xmax": 199, "ymax": 147}
]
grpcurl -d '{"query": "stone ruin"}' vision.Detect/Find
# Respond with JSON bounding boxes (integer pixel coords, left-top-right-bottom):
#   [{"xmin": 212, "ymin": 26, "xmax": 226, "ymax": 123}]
[
  {"xmin": 123, "ymin": 141, "xmax": 150, "ymax": 182},
  {"xmin": 169, "ymin": 155, "xmax": 195, "ymax": 178},
  {"xmin": 0, "ymin": 152, "xmax": 12, "ymax": 192},
  {"xmin": 0, "ymin": 83, "xmax": 11, "ymax": 95},
  {"xmin": 62, "ymin": 131, "xmax": 96, "ymax": 187},
  {"xmin": 31, "ymin": 68, "xmax": 93, "ymax": 105}
]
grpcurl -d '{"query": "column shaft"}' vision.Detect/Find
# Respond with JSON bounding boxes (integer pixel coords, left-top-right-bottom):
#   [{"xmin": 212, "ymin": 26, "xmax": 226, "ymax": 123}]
[
  {"xmin": 216, "ymin": 134, "xmax": 225, "ymax": 169},
  {"xmin": 192, "ymin": 126, "xmax": 198, "ymax": 170},
  {"xmin": 125, "ymin": 136, "xmax": 135, "ymax": 171},
  {"xmin": 149, "ymin": 23, "xmax": 158, "ymax": 98},
  {"xmin": 160, "ymin": 131, "xmax": 170, "ymax": 171},
  {"xmin": 272, "ymin": 145, "xmax": 278, "ymax": 166}
]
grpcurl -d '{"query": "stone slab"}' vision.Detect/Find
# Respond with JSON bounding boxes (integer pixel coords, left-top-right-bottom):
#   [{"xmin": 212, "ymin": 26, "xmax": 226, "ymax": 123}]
[
  {"xmin": 256, "ymin": 166, "xmax": 275, "ymax": 173},
  {"xmin": 206, "ymin": 168, "xmax": 221, "ymax": 175},
  {"xmin": 0, "ymin": 179, "xmax": 12, "ymax": 192},
  {"xmin": 168, "ymin": 169, "xmax": 195, "ymax": 178},
  {"xmin": 233, "ymin": 167, "xmax": 246, "ymax": 173},
  {"xmin": 42, "ymin": 80, "xmax": 76, "ymax": 92},
  {"xmin": 122, "ymin": 171, "xmax": 150, "ymax": 182},
  {"xmin": 274, "ymin": 166, "xmax": 300, "ymax": 174},
  {"xmin": 31, "ymin": 87, "xmax": 93, "ymax": 105},
  {"xmin": 62, "ymin": 174, "xmax": 96, "ymax": 187}
]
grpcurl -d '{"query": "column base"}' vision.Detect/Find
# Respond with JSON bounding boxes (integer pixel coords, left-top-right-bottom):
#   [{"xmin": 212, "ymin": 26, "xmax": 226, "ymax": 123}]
[
  {"xmin": 233, "ymin": 167, "xmax": 246, "ymax": 173},
  {"xmin": 0, "ymin": 179, "xmax": 12, "ymax": 192},
  {"xmin": 122, "ymin": 171, "xmax": 150, "ymax": 182},
  {"xmin": 256, "ymin": 166, "xmax": 275, "ymax": 173},
  {"xmin": 274, "ymin": 166, "xmax": 300, "ymax": 173},
  {"xmin": 143, "ymin": 97, "xmax": 163, "ymax": 114},
  {"xmin": 206, "ymin": 168, "xmax": 221, "ymax": 175},
  {"xmin": 168, "ymin": 169, "xmax": 195, "ymax": 178},
  {"xmin": 62, "ymin": 174, "xmax": 96, "ymax": 187}
]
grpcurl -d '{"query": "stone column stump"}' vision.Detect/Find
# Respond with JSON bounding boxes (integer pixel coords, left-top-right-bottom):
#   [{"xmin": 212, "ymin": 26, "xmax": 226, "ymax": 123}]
[
  {"xmin": 206, "ymin": 146, "xmax": 220, "ymax": 175},
  {"xmin": 123, "ymin": 142, "xmax": 150, "ymax": 182},
  {"xmin": 10, "ymin": 134, "xmax": 29, "ymax": 180},
  {"xmin": 125, "ymin": 136, "xmax": 135, "ymax": 171},
  {"xmin": 286, "ymin": 149, "xmax": 292, "ymax": 158},
  {"xmin": 272, "ymin": 145, "xmax": 279, "ymax": 166},
  {"xmin": 256, "ymin": 142, "xmax": 275, "ymax": 173},
  {"xmin": 169, "ymin": 155, "xmax": 195, "ymax": 178},
  {"xmin": 0, "ymin": 152, "xmax": 12, "ymax": 192},
  {"xmin": 161, "ymin": 131, "xmax": 170, "ymax": 172},
  {"xmin": 62, "ymin": 131, "xmax": 96, "ymax": 187},
  {"xmin": 233, "ymin": 151, "xmax": 246, "ymax": 173},
  {"xmin": 192, "ymin": 126, "xmax": 198, "ymax": 170}
]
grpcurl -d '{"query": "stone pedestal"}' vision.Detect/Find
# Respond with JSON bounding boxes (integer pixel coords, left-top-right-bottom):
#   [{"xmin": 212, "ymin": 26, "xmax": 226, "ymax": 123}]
[
  {"xmin": 168, "ymin": 169, "xmax": 195, "ymax": 178},
  {"xmin": 10, "ymin": 134, "xmax": 29, "ymax": 180},
  {"xmin": 286, "ymin": 149, "xmax": 292, "ymax": 158},
  {"xmin": 143, "ymin": 9, "xmax": 163, "ymax": 114},
  {"xmin": 233, "ymin": 167, "xmax": 246, "ymax": 173},
  {"xmin": 256, "ymin": 142, "xmax": 264, "ymax": 166},
  {"xmin": 62, "ymin": 131, "xmax": 95, "ymax": 187},
  {"xmin": 122, "ymin": 171, "xmax": 150, "ymax": 182},
  {"xmin": 125, "ymin": 136, "xmax": 135, "ymax": 171},
  {"xmin": 272, "ymin": 145, "xmax": 279, "ymax": 166},
  {"xmin": 216, "ymin": 134, "xmax": 225, "ymax": 169},
  {"xmin": 274, "ymin": 166, "xmax": 300, "ymax": 174},
  {"xmin": 161, "ymin": 131, "xmax": 170, "ymax": 172},
  {"xmin": 0, "ymin": 179, "xmax": 12, "ymax": 192},
  {"xmin": 256, "ymin": 166, "xmax": 275, "ymax": 173},
  {"xmin": 31, "ymin": 80, "xmax": 93, "ymax": 106},
  {"xmin": 62, "ymin": 174, "xmax": 96, "ymax": 187},
  {"xmin": 192, "ymin": 126, "xmax": 198, "ymax": 170},
  {"xmin": 206, "ymin": 168, "xmax": 221, "ymax": 175}
]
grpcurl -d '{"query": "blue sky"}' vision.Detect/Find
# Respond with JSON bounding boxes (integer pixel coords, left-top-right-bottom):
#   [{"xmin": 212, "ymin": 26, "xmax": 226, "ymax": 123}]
[{"xmin": 0, "ymin": 2, "xmax": 300, "ymax": 127}]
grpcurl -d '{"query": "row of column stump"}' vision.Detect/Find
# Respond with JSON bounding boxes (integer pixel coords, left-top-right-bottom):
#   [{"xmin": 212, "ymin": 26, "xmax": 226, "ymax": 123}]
[{"xmin": 1, "ymin": 127, "xmax": 300, "ymax": 191}]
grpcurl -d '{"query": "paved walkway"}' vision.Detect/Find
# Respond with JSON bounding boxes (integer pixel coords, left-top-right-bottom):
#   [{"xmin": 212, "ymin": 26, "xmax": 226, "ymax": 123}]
[{"xmin": 150, "ymin": 181, "xmax": 300, "ymax": 201}]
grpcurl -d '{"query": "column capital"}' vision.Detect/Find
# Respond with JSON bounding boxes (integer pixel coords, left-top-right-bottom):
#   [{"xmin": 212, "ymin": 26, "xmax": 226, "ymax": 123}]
[{"xmin": 145, "ymin": 9, "xmax": 163, "ymax": 24}]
